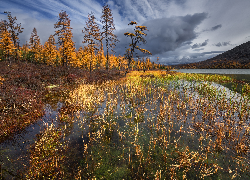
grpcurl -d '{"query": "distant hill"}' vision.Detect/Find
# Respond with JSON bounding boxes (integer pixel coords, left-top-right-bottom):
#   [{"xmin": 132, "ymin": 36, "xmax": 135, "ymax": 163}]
[{"xmin": 172, "ymin": 41, "xmax": 250, "ymax": 69}]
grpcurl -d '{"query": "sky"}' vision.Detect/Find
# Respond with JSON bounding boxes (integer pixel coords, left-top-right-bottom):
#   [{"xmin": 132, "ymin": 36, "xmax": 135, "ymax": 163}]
[{"xmin": 1, "ymin": 0, "xmax": 250, "ymax": 65}]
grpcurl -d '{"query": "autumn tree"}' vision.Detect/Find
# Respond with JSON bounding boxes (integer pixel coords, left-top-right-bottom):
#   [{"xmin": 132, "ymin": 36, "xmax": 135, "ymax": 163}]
[
  {"xmin": 0, "ymin": 20, "xmax": 7, "ymax": 60},
  {"xmin": 43, "ymin": 35, "xmax": 58, "ymax": 65},
  {"xmin": 29, "ymin": 27, "xmax": 42, "ymax": 63},
  {"xmin": 0, "ymin": 27, "xmax": 15, "ymax": 61},
  {"xmin": 146, "ymin": 57, "xmax": 152, "ymax": 70},
  {"xmin": 124, "ymin": 21, "xmax": 152, "ymax": 74},
  {"xmin": 83, "ymin": 12, "xmax": 100, "ymax": 72},
  {"xmin": 136, "ymin": 57, "xmax": 144, "ymax": 71},
  {"xmin": 156, "ymin": 56, "xmax": 159, "ymax": 65},
  {"xmin": 4, "ymin": 11, "xmax": 23, "ymax": 60},
  {"xmin": 76, "ymin": 46, "xmax": 85, "ymax": 68},
  {"xmin": 0, "ymin": 20, "xmax": 7, "ymax": 36},
  {"xmin": 100, "ymin": 4, "xmax": 119, "ymax": 70},
  {"xmin": 19, "ymin": 41, "xmax": 30, "ymax": 61},
  {"xmin": 116, "ymin": 55, "xmax": 126, "ymax": 70},
  {"xmin": 54, "ymin": 11, "xmax": 76, "ymax": 67}
]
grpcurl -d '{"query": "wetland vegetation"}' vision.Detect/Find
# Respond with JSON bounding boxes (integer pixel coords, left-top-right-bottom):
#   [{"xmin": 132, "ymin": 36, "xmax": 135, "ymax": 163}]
[{"xmin": 1, "ymin": 69, "xmax": 249, "ymax": 179}]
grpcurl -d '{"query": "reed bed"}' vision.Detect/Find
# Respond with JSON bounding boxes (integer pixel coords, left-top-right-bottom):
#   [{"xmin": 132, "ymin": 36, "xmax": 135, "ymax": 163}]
[{"xmin": 24, "ymin": 71, "xmax": 249, "ymax": 179}]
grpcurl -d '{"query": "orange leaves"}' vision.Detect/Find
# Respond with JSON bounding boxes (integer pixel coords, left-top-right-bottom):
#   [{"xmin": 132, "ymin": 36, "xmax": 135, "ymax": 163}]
[
  {"xmin": 0, "ymin": 28, "xmax": 15, "ymax": 60},
  {"xmin": 83, "ymin": 12, "xmax": 100, "ymax": 47},
  {"xmin": 3, "ymin": 11, "xmax": 23, "ymax": 47},
  {"xmin": 83, "ymin": 12, "xmax": 105, "ymax": 71},
  {"xmin": 135, "ymin": 26, "xmax": 147, "ymax": 31},
  {"xmin": 29, "ymin": 27, "xmax": 42, "ymax": 63},
  {"xmin": 124, "ymin": 21, "xmax": 152, "ymax": 71},
  {"xmin": 0, "ymin": 75, "xmax": 4, "ymax": 85},
  {"xmin": 140, "ymin": 48, "xmax": 152, "ymax": 55},
  {"xmin": 54, "ymin": 11, "xmax": 76, "ymax": 67},
  {"xmin": 43, "ymin": 35, "xmax": 58, "ymax": 66},
  {"xmin": 54, "ymin": 10, "xmax": 71, "ymax": 29},
  {"xmin": 124, "ymin": 32, "xmax": 136, "ymax": 37},
  {"xmin": 129, "ymin": 21, "xmax": 137, "ymax": 25}
]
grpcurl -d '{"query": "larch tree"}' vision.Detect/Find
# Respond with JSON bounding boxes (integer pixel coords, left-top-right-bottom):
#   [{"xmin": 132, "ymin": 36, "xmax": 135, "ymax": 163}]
[
  {"xmin": 29, "ymin": 27, "xmax": 42, "ymax": 63},
  {"xmin": 83, "ymin": 12, "xmax": 100, "ymax": 72},
  {"xmin": 0, "ymin": 27, "xmax": 15, "ymax": 61},
  {"xmin": 0, "ymin": 20, "xmax": 7, "ymax": 60},
  {"xmin": 76, "ymin": 46, "xmax": 86, "ymax": 68},
  {"xmin": 43, "ymin": 35, "xmax": 58, "ymax": 65},
  {"xmin": 4, "ymin": 11, "xmax": 23, "ymax": 60},
  {"xmin": 54, "ymin": 11, "xmax": 76, "ymax": 67},
  {"xmin": 124, "ymin": 21, "xmax": 152, "ymax": 74},
  {"xmin": 19, "ymin": 41, "xmax": 30, "ymax": 61},
  {"xmin": 100, "ymin": 4, "xmax": 119, "ymax": 70},
  {"xmin": 0, "ymin": 20, "xmax": 7, "ymax": 37},
  {"xmin": 146, "ymin": 57, "xmax": 152, "ymax": 70}
]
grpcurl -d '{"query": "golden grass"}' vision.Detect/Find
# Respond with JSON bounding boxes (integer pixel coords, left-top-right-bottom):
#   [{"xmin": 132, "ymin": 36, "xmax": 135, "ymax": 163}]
[{"xmin": 1, "ymin": 69, "xmax": 249, "ymax": 179}]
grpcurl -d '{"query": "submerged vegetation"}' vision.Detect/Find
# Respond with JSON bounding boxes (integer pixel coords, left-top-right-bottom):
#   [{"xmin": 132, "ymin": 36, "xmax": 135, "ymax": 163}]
[{"xmin": 1, "ymin": 70, "xmax": 249, "ymax": 179}]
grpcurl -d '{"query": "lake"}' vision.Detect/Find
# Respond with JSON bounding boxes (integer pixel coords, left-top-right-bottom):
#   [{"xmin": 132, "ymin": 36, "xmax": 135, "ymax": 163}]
[
  {"xmin": 171, "ymin": 69, "xmax": 250, "ymax": 74},
  {"xmin": 171, "ymin": 68, "xmax": 250, "ymax": 84}
]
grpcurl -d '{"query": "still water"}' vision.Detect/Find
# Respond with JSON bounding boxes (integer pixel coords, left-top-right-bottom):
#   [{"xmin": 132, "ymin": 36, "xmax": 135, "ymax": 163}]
[
  {"xmin": 171, "ymin": 68, "xmax": 250, "ymax": 83},
  {"xmin": 171, "ymin": 69, "xmax": 250, "ymax": 74}
]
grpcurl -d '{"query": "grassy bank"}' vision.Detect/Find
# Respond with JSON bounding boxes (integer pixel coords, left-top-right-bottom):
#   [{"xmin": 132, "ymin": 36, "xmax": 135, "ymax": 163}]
[{"xmin": 0, "ymin": 60, "xmax": 125, "ymax": 143}]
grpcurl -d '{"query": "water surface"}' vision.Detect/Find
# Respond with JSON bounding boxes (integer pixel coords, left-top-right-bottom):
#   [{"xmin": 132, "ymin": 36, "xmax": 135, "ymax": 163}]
[{"xmin": 171, "ymin": 69, "xmax": 250, "ymax": 75}]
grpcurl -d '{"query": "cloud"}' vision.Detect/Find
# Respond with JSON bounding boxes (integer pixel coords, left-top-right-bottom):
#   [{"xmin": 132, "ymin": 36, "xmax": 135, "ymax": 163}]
[
  {"xmin": 191, "ymin": 39, "xmax": 209, "ymax": 49},
  {"xmin": 193, "ymin": 48, "xmax": 204, "ymax": 51},
  {"xmin": 213, "ymin": 41, "xmax": 232, "ymax": 47},
  {"xmin": 114, "ymin": 12, "xmax": 208, "ymax": 57},
  {"xmin": 202, "ymin": 24, "xmax": 222, "ymax": 32},
  {"xmin": 165, "ymin": 50, "xmax": 224, "ymax": 65},
  {"xmin": 210, "ymin": 24, "xmax": 222, "ymax": 31}
]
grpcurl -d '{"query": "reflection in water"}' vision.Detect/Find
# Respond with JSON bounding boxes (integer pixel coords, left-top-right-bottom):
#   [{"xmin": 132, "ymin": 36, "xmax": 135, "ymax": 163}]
[{"xmin": 0, "ymin": 102, "xmax": 63, "ymax": 178}]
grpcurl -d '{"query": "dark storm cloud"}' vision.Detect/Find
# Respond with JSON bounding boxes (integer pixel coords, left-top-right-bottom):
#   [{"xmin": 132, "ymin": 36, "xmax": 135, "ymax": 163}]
[
  {"xmin": 191, "ymin": 39, "xmax": 209, "ymax": 49},
  {"xmin": 114, "ymin": 12, "xmax": 208, "ymax": 56},
  {"xmin": 213, "ymin": 41, "xmax": 232, "ymax": 47}
]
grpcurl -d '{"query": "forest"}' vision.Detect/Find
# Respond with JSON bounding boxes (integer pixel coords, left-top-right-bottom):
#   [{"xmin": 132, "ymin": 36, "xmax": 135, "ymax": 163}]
[{"xmin": 0, "ymin": 8, "xmax": 163, "ymax": 71}]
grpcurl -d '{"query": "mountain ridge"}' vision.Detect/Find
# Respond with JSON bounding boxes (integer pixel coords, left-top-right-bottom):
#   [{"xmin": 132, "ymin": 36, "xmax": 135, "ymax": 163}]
[{"xmin": 172, "ymin": 41, "xmax": 250, "ymax": 69}]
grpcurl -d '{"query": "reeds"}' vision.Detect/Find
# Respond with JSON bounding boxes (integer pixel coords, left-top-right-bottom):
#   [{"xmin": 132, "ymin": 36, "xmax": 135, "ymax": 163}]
[{"xmin": 22, "ymin": 70, "xmax": 249, "ymax": 179}]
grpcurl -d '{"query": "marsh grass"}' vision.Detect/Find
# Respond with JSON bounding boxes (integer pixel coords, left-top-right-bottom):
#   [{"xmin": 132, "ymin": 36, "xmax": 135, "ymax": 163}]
[
  {"xmin": 49, "ymin": 71, "xmax": 249, "ymax": 179},
  {"xmin": 1, "ymin": 70, "xmax": 249, "ymax": 179}
]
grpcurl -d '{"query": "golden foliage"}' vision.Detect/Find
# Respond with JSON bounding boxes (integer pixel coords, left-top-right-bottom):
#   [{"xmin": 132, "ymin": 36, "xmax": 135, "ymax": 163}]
[
  {"xmin": 29, "ymin": 27, "xmax": 42, "ymax": 63},
  {"xmin": 54, "ymin": 11, "xmax": 76, "ymax": 67},
  {"xmin": 42, "ymin": 35, "xmax": 58, "ymax": 66},
  {"xmin": 0, "ymin": 28, "xmax": 15, "ymax": 60}
]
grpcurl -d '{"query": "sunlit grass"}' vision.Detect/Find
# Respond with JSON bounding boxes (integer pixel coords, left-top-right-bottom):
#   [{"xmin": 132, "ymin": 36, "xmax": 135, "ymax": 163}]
[
  {"xmin": 5, "ymin": 70, "xmax": 248, "ymax": 179},
  {"xmin": 56, "ymin": 71, "xmax": 249, "ymax": 179}
]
